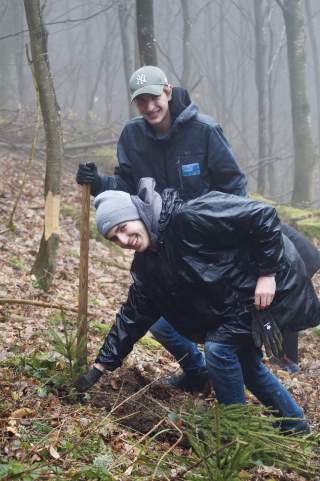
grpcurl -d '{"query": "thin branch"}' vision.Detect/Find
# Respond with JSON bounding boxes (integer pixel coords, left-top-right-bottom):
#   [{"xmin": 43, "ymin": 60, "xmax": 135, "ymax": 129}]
[
  {"xmin": 152, "ymin": 418, "xmax": 184, "ymax": 480},
  {"xmin": 0, "ymin": 2, "xmax": 117, "ymax": 42},
  {"xmin": 166, "ymin": 440, "xmax": 240, "ymax": 481},
  {"xmin": 0, "ymin": 298, "xmax": 78, "ymax": 313},
  {"xmin": 275, "ymin": 0, "xmax": 285, "ymax": 12}
]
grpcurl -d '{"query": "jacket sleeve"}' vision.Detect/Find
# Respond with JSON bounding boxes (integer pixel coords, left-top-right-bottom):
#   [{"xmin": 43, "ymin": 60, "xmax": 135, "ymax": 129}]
[
  {"xmin": 95, "ymin": 275, "xmax": 160, "ymax": 370},
  {"xmin": 177, "ymin": 194, "xmax": 284, "ymax": 276},
  {"xmin": 207, "ymin": 125, "xmax": 247, "ymax": 196}
]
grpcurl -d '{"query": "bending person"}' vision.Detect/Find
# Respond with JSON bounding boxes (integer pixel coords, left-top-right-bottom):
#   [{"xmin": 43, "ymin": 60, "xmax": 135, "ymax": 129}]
[{"xmin": 76, "ymin": 178, "xmax": 320, "ymax": 434}]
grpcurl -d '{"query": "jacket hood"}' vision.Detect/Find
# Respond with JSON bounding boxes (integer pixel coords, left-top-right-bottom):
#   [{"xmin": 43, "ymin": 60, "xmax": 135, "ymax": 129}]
[
  {"xmin": 170, "ymin": 86, "xmax": 198, "ymax": 130},
  {"xmin": 131, "ymin": 178, "xmax": 162, "ymax": 246}
]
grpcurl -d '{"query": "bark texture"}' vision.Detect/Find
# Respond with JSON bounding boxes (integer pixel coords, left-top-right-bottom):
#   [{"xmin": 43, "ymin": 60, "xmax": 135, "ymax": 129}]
[
  {"xmin": 281, "ymin": 0, "xmax": 315, "ymax": 206},
  {"xmin": 118, "ymin": 0, "xmax": 136, "ymax": 118},
  {"xmin": 254, "ymin": 0, "xmax": 268, "ymax": 195},
  {"xmin": 136, "ymin": 0, "xmax": 157, "ymax": 65}
]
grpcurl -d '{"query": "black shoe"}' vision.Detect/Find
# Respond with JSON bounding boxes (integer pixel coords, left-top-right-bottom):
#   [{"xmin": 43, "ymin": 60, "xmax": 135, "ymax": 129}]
[
  {"xmin": 74, "ymin": 366, "xmax": 103, "ymax": 392},
  {"xmin": 269, "ymin": 355, "xmax": 300, "ymax": 374},
  {"xmin": 280, "ymin": 420, "xmax": 310, "ymax": 436},
  {"xmin": 163, "ymin": 370, "xmax": 210, "ymax": 393}
]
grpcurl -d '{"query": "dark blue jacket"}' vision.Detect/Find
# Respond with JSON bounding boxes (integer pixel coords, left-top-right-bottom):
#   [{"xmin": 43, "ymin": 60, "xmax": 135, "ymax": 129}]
[{"xmin": 97, "ymin": 87, "xmax": 247, "ymax": 199}]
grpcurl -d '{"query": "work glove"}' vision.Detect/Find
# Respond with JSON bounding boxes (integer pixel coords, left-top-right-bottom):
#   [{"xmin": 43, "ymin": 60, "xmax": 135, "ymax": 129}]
[
  {"xmin": 74, "ymin": 366, "xmax": 103, "ymax": 392},
  {"xmin": 251, "ymin": 310, "xmax": 284, "ymax": 358},
  {"xmin": 76, "ymin": 162, "xmax": 102, "ymax": 196}
]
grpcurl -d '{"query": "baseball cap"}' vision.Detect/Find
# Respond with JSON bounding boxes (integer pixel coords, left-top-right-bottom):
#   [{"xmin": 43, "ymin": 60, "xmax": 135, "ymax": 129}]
[{"xmin": 129, "ymin": 66, "xmax": 169, "ymax": 102}]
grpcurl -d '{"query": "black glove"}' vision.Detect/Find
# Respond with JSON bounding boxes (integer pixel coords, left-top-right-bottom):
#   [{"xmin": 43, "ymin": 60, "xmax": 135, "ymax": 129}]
[
  {"xmin": 76, "ymin": 162, "xmax": 102, "ymax": 196},
  {"xmin": 251, "ymin": 310, "xmax": 284, "ymax": 358},
  {"xmin": 74, "ymin": 366, "xmax": 103, "ymax": 392}
]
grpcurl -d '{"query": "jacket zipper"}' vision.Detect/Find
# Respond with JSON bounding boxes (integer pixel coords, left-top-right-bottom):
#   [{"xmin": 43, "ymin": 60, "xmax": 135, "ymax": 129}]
[{"xmin": 176, "ymin": 158, "xmax": 184, "ymax": 194}]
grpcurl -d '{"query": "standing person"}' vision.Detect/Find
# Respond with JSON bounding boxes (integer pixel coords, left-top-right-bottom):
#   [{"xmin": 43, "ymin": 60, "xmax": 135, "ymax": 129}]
[
  {"xmin": 75, "ymin": 179, "xmax": 320, "ymax": 434},
  {"xmin": 76, "ymin": 65, "xmax": 247, "ymax": 392}
]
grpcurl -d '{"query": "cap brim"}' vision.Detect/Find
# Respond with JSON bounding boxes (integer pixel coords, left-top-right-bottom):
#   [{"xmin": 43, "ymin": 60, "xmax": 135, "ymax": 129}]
[{"xmin": 131, "ymin": 84, "xmax": 165, "ymax": 102}]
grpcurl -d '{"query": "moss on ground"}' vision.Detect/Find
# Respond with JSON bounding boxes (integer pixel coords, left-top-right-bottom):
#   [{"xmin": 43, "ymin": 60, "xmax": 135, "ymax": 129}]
[{"xmin": 251, "ymin": 193, "xmax": 320, "ymax": 240}]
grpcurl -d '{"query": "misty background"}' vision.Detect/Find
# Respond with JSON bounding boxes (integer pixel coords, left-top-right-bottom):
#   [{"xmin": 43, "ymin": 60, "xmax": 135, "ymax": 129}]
[{"xmin": 1, "ymin": 0, "xmax": 320, "ymax": 205}]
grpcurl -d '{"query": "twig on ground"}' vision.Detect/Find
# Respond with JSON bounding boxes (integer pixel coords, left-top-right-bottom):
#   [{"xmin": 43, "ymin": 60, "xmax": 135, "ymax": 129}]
[{"xmin": 0, "ymin": 298, "xmax": 78, "ymax": 312}]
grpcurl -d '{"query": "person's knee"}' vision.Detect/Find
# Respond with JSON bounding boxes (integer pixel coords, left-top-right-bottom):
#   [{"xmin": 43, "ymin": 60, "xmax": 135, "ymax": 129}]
[
  {"xmin": 149, "ymin": 317, "xmax": 174, "ymax": 343},
  {"xmin": 204, "ymin": 341, "xmax": 236, "ymax": 370}
]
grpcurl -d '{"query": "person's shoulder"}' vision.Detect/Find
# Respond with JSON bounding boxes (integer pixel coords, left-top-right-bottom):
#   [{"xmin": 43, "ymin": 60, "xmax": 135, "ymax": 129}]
[
  {"xmin": 192, "ymin": 111, "xmax": 219, "ymax": 130},
  {"xmin": 119, "ymin": 116, "xmax": 146, "ymax": 140},
  {"xmin": 122, "ymin": 116, "xmax": 145, "ymax": 130}
]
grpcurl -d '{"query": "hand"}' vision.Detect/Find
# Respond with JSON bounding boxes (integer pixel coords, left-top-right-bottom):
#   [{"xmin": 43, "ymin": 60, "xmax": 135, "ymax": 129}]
[
  {"xmin": 74, "ymin": 365, "xmax": 104, "ymax": 392},
  {"xmin": 251, "ymin": 310, "xmax": 283, "ymax": 358},
  {"xmin": 254, "ymin": 276, "xmax": 276, "ymax": 310},
  {"xmin": 76, "ymin": 162, "xmax": 101, "ymax": 196}
]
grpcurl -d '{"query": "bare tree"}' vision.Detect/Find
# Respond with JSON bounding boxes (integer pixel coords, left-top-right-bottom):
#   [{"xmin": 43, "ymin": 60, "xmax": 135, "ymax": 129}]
[
  {"xmin": 24, "ymin": 0, "xmax": 64, "ymax": 290},
  {"xmin": 266, "ymin": 4, "xmax": 286, "ymax": 198},
  {"xmin": 118, "ymin": 0, "xmax": 136, "ymax": 118},
  {"xmin": 219, "ymin": 1, "xmax": 226, "ymax": 127},
  {"xmin": 276, "ymin": 0, "xmax": 315, "ymax": 206},
  {"xmin": 254, "ymin": 0, "xmax": 268, "ymax": 195},
  {"xmin": 305, "ymin": 0, "xmax": 320, "ymax": 152},
  {"xmin": 239, "ymin": 8, "xmax": 248, "ymax": 145},
  {"xmin": 136, "ymin": 0, "xmax": 157, "ymax": 65},
  {"xmin": 181, "ymin": 0, "xmax": 192, "ymax": 90}
]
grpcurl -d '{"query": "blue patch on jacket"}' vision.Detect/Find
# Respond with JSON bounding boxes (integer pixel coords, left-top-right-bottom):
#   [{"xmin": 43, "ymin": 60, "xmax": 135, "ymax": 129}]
[{"xmin": 181, "ymin": 163, "xmax": 200, "ymax": 176}]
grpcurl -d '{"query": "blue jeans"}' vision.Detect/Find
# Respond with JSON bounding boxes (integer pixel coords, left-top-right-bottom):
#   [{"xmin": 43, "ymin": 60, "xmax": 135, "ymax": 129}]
[
  {"xmin": 204, "ymin": 340, "xmax": 306, "ymax": 431},
  {"xmin": 150, "ymin": 318, "xmax": 306, "ymax": 431},
  {"xmin": 150, "ymin": 317, "xmax": 206, "ymax": 375}
]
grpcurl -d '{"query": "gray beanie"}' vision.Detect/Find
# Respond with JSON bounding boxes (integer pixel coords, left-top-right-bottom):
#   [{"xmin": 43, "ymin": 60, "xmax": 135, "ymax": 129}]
[{"xmin": 94, "ymin": 190, "xmax": 140, "ymax": 237}]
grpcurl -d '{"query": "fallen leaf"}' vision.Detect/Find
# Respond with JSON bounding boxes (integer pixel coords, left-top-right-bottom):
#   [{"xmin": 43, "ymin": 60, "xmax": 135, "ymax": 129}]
[
  {"xmin": 6, "ymin": 426, "xmax": 20, "ymax": 437},
  {"xmin": 10, "ymin": 407, "xmax": 35, "ymax": 419},
  {"xmin": 124, "ymin": 465, "xmax": 133, "ymax": 475},
  {"xmin": 30, "ymin": 453, "xmax": 42, "ymax": 463},
  {"xmin": 49, "ymin": 445, "xmax": 60, "ymax": 459},
  {"xmin": 110, "ymin": 378, "xmax": 121, "ymax": 390}
]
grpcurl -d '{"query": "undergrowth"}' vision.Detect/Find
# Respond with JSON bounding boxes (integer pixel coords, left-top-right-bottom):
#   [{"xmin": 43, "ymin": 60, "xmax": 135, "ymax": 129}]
[{"xmin": 0, "ymin": 395, "xmax": 319, "ymax": 480}]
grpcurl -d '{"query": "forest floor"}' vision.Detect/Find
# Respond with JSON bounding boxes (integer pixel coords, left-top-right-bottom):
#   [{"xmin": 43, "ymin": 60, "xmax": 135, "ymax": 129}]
[{"xmin": 0, "ymin": 149, "xmax": 320, "ymax": 481}]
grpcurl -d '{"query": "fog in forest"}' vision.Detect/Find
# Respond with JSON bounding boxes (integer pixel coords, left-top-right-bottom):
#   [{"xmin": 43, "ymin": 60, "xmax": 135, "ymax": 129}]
[{"xmin": 1, "ymin": 0, "xmax": 320, "ymax": 205}]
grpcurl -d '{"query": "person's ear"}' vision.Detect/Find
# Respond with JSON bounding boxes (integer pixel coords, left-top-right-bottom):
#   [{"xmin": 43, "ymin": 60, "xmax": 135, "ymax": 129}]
[{"xmin": 164, "ymin": 85, "xmax": 173, "ymax": 101}]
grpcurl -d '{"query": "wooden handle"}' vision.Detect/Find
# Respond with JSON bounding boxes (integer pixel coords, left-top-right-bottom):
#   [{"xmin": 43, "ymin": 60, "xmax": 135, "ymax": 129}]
[{"xmin": 76, "ymin": 183, "xmax": 91, "ymax": 368}]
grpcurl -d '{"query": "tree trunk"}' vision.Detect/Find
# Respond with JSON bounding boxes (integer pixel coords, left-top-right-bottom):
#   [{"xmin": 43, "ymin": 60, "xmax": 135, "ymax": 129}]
[
  {"xmin": 267, "ymin": 17, "xmax": 276, "ymax": 197},
  {"xmin": 305, "ymin": 0, "xmax": 320, "ymax": 153},
  {"xmin": 181, "ymin": 0, "xmax": 192, "ymax": 90},
  {"xmin": 240, "ymin": 9, "xmax": 248, "ymax": 145},
  {"xmin": 118, "ymin": 0, "xmax": 136, "ymax": 118},
  {"xmin": 254, "ymin": 0, "xmax": 268, "ymax": 195},
  {"xmin": 24, "ymin": 0, "xmax": 63, "ymax": 291},
  {"xmin": 15, "ymin": 0, "xmax": 27, "ymax": 107},
  {"xmin": 218, "ymin": 2, "xmax": 226, "ymax": 126},
  {"xmin": 136, "ymin": 0, "xmax": 157, "ymax": 66},
  {"xmin": 280, "ymin": 0, "xmax": 315, "ymax": 206}
]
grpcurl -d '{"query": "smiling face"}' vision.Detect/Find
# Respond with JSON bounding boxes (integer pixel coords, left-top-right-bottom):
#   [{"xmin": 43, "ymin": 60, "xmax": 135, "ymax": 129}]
[
  {"xmin": 134, "ymin": 86, "xmax": 172, "ymax": 133},
  {"xmin": 106, "ymin": 220, "xmax": 151, "ymax": 252}
]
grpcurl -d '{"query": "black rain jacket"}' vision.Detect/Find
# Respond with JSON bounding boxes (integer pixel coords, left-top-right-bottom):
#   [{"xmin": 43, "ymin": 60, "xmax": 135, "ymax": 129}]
[
  {"xmin": 97, "ymin": 87, "xmax": 247, "ymax": 198},
  {"xmin": 96, "ymin": 189, "xmax": 320, "ymax": 370}
]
